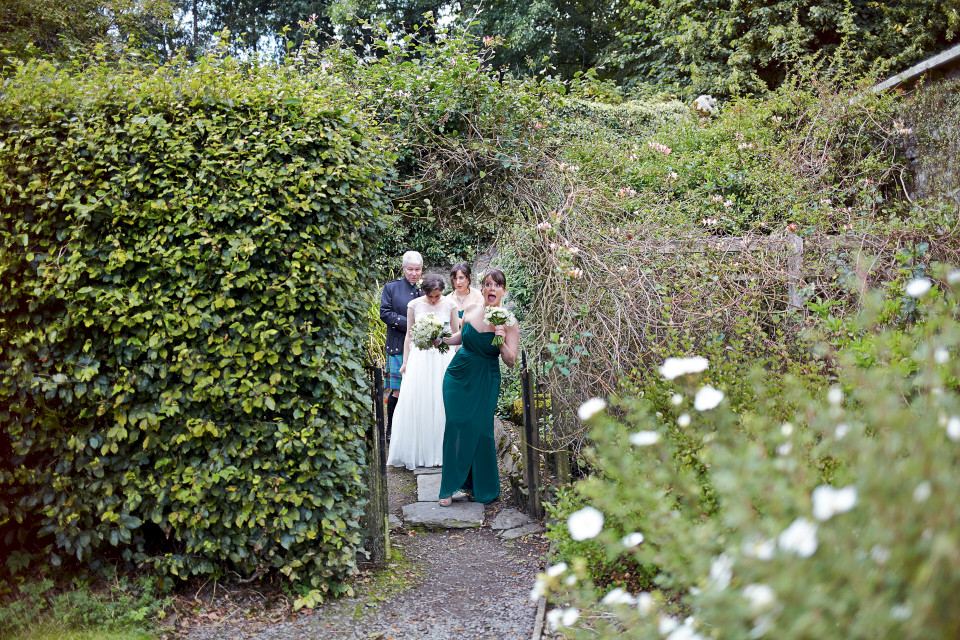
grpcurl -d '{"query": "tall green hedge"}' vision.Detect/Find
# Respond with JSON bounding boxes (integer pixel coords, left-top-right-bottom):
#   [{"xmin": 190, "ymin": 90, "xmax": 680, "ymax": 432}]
[{"xmin": 0, "ymin": 54, "xmax": 393, "ymax": 592}]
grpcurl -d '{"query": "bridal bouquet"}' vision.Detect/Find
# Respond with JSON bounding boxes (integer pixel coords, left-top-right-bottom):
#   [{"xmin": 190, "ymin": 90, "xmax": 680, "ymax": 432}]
[
  {"xmin": 410, "ymin": 313, "xmax": 451, "ymax": 353},
  {"xmin": 483, "ymin": 305, "xmax": 516, "ymax": 346}
]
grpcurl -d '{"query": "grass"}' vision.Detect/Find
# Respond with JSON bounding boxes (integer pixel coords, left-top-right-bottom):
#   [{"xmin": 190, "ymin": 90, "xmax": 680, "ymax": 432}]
[
  {"xmin": 2, "ymin": 623, "xmax": 154, "ymax": 640},
  {"xmin": 350, "ymin": 544, "xmax": 421, "ymax": 619}
]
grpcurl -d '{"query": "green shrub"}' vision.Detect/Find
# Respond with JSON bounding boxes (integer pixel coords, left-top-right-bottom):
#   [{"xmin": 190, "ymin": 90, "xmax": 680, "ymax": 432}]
[
  {"xmin": 0, "ymin": 575, "xmax": 167, "ymax": 638},
  {"xmin": 0, "ymin": 51, "xmax": 393, "ymax": 593},
  {"xmin": 544, "ymin": 486, "xmax": 657, "ymax": 594},
  {"xmin": 535, "ymin": 265, "xmax": 960, "ymax": 638}
]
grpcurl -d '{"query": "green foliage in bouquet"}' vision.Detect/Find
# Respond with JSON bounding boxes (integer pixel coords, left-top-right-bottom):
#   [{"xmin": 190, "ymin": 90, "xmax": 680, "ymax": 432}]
[
  {"xmin": 535, "ymin": 265, "xmax": 960, "ymax": 638},
  {"xmin": 0, "ymin": 50, "xmax": 393, "ymax": 592}
]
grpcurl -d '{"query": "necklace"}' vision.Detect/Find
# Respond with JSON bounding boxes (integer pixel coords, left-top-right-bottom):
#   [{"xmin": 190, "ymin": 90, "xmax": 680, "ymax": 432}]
[{"xmin": 456, "ymin": 290, "xmax": 469, "ymax": 305}]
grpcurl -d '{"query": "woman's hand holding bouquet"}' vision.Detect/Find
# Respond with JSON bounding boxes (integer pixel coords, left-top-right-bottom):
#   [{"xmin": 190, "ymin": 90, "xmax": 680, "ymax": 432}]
[
  {"xmin": 410, "ymin": 314, "xmax": 452, "ymax": 353},
  {"xmin": 483, "ymin": 305, "xmax": 516, "ymax": 346}
]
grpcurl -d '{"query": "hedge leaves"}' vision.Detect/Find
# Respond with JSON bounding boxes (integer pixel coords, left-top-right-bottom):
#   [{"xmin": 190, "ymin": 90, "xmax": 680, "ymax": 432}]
[{"xmin": 0, "ymin": 53, "xmax": 394, "ymax": 591}]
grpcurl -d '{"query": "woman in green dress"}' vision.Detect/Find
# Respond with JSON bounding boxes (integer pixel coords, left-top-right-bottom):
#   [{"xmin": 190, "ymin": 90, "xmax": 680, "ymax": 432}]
[{"xmin": 437, "ymin": 269, "xmax": 519, "ymax": 506}]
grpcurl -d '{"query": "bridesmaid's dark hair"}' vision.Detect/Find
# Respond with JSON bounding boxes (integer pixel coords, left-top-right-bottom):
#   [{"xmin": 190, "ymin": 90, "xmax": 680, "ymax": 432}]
[
  {"xmin": 450, "ymin": 261, "xmax": 472, "ymax": 282},
  {"xmin": 482, "ymin": 268, "xmax": 507, "ymax": 289},
  {"xmin": 421, "ymin": 274, "xmax": 445, "ymax": 293}
]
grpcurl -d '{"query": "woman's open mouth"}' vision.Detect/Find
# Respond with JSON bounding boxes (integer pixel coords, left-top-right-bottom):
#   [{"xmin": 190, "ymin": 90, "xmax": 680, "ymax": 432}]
[{"xmin": 487, "ymin": 293, "xmax": 497, "ymax": 303}]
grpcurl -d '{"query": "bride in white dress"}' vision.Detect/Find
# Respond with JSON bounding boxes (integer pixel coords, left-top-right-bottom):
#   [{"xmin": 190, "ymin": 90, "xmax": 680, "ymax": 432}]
[{"xmin": 386, "ymin": 274, "xmax": 459, "ymax": 470}]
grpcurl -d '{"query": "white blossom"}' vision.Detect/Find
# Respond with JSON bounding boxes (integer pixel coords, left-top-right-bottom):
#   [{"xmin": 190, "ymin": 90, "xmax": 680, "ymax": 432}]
[
  {"xmin": 677, "ymin": 413, "xmax": 691, "ymax": 427},
  {"xmin": 622, "ymin": 532, "xmax": 645, "ymax": 548},
  {"xmin": 708, "ymin": 553, "xmax": 733, "ymax": 590},
  {"xmin": 565, "ymin": 574, "xmax": 577, "ymax": 586},
  {"xmin": 546, "ymin": 608, "xmax": 562, "ymax": 629},
  {"xmin": 835, "ymin": 423, "xmax": 850, "ymax": 439},
  {"xmin": 637, "ymin": 592, "xmax": 654, "ymax": 615},
  {"xmin": 530, "ymin": 578, "xmax": 547, "ymax": 601},
  {"xmin": 751, "ymin": 613, "xmax": 774, "ymax": 639},
  {"xmin": 891, "ymin": 603, "xmax": 913, "ymax": 620},
  {"xmin": 659, "ymin": 356, "xmax": 709, "ymax": 380},
  {"xmin": 946, "ymin": 416, "xmax": 960, "ymax": 441},
  {"xmin": 913, "ymin": 481, "xmax": 932, "ymax": 503},
  {"xmin": 905, "ymin": 277, "xmax": 932, "ymax": 298},
  {"xmin": 827, "ymin": 387, "xmax": 844, "ymax": 406},
  {"xmin": 812, "ymin": 485, "xmax": 858, "ymax": 521},
  {"xmin": 561, "ymin": 608, "xmax": 580, "ymax": 627},
  {"xmin": 694, "ymin": 385, "xmax": 724, "ymax": 411},
  {"xmin": 666, "ymin": 617, "xmax": 704, "ymax": 640},
  {"xmin": 602, "ymin": 587, "xmax": 637, "ymax": 606},
  {"xmin": 546, "ymin": 607, "xmax": 580, "ymax": 630},
  {"xmin": 947, "ymin": 269, "xmax": 960, "ymax": 285},
  {"xmin": 780, "ymin": 422, "xmax": 794, "ymax": 436},
  {"xmin": 631, "ymin": 430, "xmax": 661, "ymax": 446},
  {"xmin": 778, "ymin": 518, "xmax": 818, "ymax": 557},
  {"xmin": 568, "ymin": 506, "xmax": 604, "ymax": 541},
  {"xmin": 546, "ymin": 562, "xmax": 568, "ymax": 577},
  {"xmin": 742, "ymin": 536, "xmax": 775, "ymax": 561},
  {"xmin": 742, "ymin": 583, "xmax": 776, "ymax": 611},
  {"xmin": 659, "ymin": 616, "xmax": 680, "ymax": 635},
  {"xmin": 671, "ymin": 393, "xmax": 684, "ymax": 406},
  {"xmin": 934, "ymin": 347, "xmax": 949, "ymax": 364},
  {"xmin": 776, "ymin": 442, "xmax": 793, "ymax": 456},
  {"xmin": 871, "ymin": 545, "xmax": 890, "ymax": 564},
  {"xmin": 578, "ymin": 397, "xmax": 607, "ymax": 421}
]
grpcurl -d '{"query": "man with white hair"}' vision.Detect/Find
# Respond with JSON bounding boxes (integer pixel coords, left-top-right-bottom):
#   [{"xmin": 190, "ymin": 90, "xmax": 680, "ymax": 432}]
[{"xmin": 379, "ymin": 250, "xmax": 423, "ymax": 441}]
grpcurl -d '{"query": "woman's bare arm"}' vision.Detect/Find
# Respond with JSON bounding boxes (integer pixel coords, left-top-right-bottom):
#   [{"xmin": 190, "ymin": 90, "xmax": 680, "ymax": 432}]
[
  {"xmin": 496, "ymin": 321, "xmax": 520, "ymax": 368},
  {"xmin": 400, "ymin": 306, "xmax": 415, "ymax": 374}
]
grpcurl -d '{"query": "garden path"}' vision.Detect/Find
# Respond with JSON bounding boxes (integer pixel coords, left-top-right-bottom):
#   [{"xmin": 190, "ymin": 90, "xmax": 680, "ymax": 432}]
[{"xmin": 174, "ymin": 463, "xmax": 549, "ymax": 640}]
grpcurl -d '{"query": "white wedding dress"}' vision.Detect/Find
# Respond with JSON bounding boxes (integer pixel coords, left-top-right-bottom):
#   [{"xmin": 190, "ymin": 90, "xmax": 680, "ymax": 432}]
[{"xmin": 386, "ymin": 297, "xmax": 458, "ymax": 470}]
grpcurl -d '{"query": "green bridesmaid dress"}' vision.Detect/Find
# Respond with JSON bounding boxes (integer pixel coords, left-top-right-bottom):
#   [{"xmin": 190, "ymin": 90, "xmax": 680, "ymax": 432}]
[{"xmin": 439, "ymin": 322, "xmax": 502, "ymax": 504}]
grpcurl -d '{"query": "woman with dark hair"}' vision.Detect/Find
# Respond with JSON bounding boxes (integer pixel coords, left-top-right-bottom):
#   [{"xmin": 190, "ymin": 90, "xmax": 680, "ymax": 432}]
[
  {"xmin": 386, "ymin": 274, "xmax": 459, "ymax": 470},
  {"xmin": 436, "ymin": 268, "xmax": 518, "ymax": 506},
  {"xmin": 445, "ymin": 262, "xmax": 484, "ymax": 330}
]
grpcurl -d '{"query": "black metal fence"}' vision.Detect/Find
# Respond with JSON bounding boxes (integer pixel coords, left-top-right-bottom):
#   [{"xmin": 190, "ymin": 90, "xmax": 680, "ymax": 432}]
[
  {"xmin": 361, "ymin": 365, "xmax": 388, "ymax": 564},
  {"xmin": 517, "ymin": 350, "xmax": 575, "ymax": 521}
]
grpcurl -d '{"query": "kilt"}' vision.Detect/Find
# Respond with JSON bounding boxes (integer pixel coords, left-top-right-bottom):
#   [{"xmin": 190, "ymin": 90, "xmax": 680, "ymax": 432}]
[{"xmin": 385, "ymin": 353, "xmax": 404, "ymax": 390}]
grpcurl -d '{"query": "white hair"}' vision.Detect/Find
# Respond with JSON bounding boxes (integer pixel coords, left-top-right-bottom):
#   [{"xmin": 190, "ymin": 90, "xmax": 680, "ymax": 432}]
[{"xmin": 401, "ymin": 251, "xmax": 423, "ymax": 267}]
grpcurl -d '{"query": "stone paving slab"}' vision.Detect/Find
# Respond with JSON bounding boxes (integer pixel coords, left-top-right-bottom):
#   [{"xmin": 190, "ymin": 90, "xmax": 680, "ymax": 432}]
[
  {"xmin": 501, "ymin": 523, "xmax": 545, "ymax": 540},
  {"xmin": 413, "ymin": 466, "xmax": 442, "ymax": 475},
  {"xmin": 417, "ymin": 473, "xmax": 442, "ymax": 502},
  {"xmin": 402, "ymin": 501, "xmax": 485, "ymax": 528},
  {"xmin": 490, "ymin": 508, "xmax": 533, "ymax": 531}
]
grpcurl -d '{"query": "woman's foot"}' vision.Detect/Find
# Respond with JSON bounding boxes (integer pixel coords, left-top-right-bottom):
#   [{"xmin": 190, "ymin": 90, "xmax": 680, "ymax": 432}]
[
  {"xmin": 439, "ymin": 497, "xmax": 453, "ymax": 507},
  {"xmin": 452, "ymin": 490, "xmax": 472, "ymax": 502}
]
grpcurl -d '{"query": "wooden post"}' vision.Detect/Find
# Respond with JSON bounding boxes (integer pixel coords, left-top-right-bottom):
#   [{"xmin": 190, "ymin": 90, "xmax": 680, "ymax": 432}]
[
  {"xmin": 361, "ymin": 366, "xmax": 388, "ymax": 564},
  {"xmin": 786, "ymin": 233, "xmax": 804, "ymax": 311},
  {"xmin": 520, "ymin": 351, "xmax": 543, "ymax": 520},
  {"xmin": 556, "ymin": 449, "xmax": 571, "ymax": 484}
]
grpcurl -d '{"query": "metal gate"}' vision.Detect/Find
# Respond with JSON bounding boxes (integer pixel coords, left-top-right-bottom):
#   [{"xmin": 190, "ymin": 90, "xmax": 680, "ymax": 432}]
[{"xmin": 361, "ymin": 365, "xmax": 388, "ymax": 564}]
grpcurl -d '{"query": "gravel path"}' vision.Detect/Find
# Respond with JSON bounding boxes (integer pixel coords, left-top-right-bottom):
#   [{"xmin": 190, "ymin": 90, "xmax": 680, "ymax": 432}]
[{"xmin": 176, "ymin": 464, "xmax": 549, "ymax": 640}]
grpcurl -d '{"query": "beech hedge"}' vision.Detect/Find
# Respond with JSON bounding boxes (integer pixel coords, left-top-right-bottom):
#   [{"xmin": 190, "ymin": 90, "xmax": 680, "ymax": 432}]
[{"xmin": 0, "ymin": 53, "xmax": 393, "ymax": 591}]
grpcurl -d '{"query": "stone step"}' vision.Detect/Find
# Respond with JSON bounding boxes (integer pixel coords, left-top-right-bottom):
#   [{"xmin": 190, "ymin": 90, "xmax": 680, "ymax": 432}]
[
  {"xmin": 501, "ymin": 523, "xmax": 545, "ymax": 539},
  {"xmin": 490, "ymin": 508, "xmax": 533, "ymax": 531},
  {"xmin": 413, "ymin": 466, "xmax": 442, "ymax": 475},
  {"xmin": 401, "ymin": 501, "xmax": 485, "ymax": 528},
  {"xmin": 417, "ymin": 473, "xmax": 442, "ymax": 502}
]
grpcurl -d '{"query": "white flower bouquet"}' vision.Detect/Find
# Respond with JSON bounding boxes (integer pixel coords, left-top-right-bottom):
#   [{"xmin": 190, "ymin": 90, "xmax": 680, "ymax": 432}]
[
  {"xmin": 410, "ymin": 313, "xmax": 451, "ymax": 353},
  {"xmin": 483, "ymin": 305, "xmax": 516, "ymax": 346}
]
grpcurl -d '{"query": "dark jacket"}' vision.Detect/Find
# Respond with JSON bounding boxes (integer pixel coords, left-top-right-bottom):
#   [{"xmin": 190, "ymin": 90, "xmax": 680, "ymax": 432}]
[{"xmin": 380, "ymin": 277, "xmax": 422, "ymax": 356}]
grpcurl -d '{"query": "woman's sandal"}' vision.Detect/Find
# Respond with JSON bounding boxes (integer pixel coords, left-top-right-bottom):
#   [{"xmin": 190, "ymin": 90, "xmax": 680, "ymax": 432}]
[
  {"xmin": 438, "ymin": 497, "xmax": 453, "ymax": 507},
  {"xmin": 452, "ymin": 490, "xmax": 472, "ymax": 502}
]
